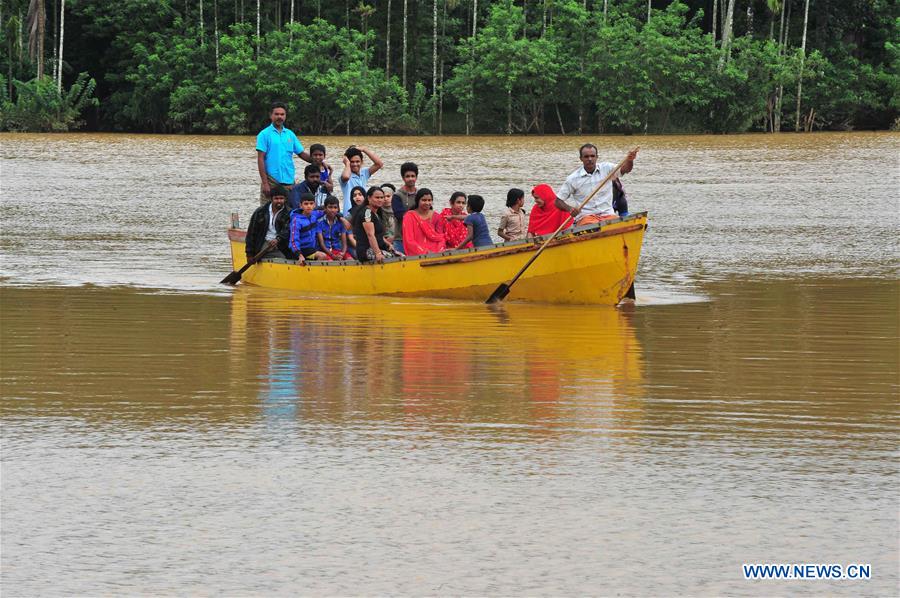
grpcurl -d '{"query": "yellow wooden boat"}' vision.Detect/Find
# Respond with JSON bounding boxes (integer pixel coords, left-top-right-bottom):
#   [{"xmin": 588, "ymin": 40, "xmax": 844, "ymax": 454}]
[{"xmin": 227, "ymin": 212, "xmax": 647, "ymax": 305}]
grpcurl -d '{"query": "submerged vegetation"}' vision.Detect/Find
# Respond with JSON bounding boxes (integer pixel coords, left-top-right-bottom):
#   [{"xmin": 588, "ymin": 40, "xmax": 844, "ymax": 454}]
[{"xmin": 0, "ymin": 0, "xmax": 896, "ymax": 134}]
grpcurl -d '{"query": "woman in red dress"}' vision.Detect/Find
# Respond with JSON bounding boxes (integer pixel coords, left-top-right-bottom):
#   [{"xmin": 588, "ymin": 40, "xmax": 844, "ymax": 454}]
[
  {"xmin": 527, "ymin": 183, "xmax": 572, "ymax": 236},
  {"xmin": 439, "ymin": 191, "xmax": 471, "ymax": 249},
  {"xmin": 401, "ymin": 188, "xmax": 447, "ymax": 256}
]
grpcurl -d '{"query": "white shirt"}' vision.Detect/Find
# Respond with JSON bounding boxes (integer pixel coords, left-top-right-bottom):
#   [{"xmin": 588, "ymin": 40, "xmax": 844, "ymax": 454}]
[
  {"xmin": 265, "ymin": 204, "xmax": 282, "ymax": 241},
  {"xmin": 556, "ymin": 162, "xmax": 617, "ymax": 218}
]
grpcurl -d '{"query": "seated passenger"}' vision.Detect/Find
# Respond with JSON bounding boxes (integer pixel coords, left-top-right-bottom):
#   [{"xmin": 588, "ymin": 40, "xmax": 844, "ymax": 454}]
[
  {"xmin": 246, "ymin": 185, "xmax": 292, "ymax": 260},
  {"xmin": 440, "ymin": 191, "xmax": 471, "ymax": 249},
  {"xmin": 352, "ymin": 186, "xmax": 397, "ymax": 264},
  {"xmin": 290, "ymin": 164, "xmax": 328, "ymax": 209},
  {"xmin": 498, "ymin": 188, "xmax": 527, "ymax": 242},
  {"xmin": 344, "ymin": 185, "xmax": 367, "ymax": 257},
  {"xmin": 527, "ymin": 183, "xmax": 572, "ymax": 236},
  {"xmin": 402, "ymin": 188, "xmax": 446, "ymax": 256},
  {"xmin": 380, "ymin": 183, "xmax": 397, "ymax": 248},
  {"xmin": 454, "ymin": 194, "xmax": 494, "ymax": 249},
  {"xmin": 612, "ymin": 176, "xmax": 629, "ymax": 218},
  {"xmin": 288, "ymin": 193, "xmax": 328, "ymax": 264},
  {"xmin": 317, "ymin": 195, "xmax": 352, "ymax": 260}
]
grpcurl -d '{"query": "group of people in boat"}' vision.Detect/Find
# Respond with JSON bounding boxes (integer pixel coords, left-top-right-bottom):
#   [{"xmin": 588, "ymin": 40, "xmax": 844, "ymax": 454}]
[{"xmin": 248, "ymin": 102, "xmax": 639, "ymax": 265}]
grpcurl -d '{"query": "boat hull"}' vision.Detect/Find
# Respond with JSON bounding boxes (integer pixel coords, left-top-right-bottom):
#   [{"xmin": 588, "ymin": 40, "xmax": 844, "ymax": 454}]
[{"xmin": 228, "ymin": 213, "xmax": 647, "ymax": 305}]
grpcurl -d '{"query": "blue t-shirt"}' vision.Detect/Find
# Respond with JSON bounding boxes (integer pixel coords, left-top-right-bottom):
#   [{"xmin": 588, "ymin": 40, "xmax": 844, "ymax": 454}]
[
  {"xmin": 318, "ymin": 217, "xmax": 346, "ymax": 251},
  {"xmin": 256, "ymin": 124, "xmax": 304, "ymax": 185},
  {"xmin": 289, "ymin": 209, "xmax": 325, "ymax": 252},
  {"xmin": 465, "ymin": 212, "xmax": 493, "ymax": 248},
  {"xmin": 339, "ymin": 167, "xmax": 371, "ymax": 214}
]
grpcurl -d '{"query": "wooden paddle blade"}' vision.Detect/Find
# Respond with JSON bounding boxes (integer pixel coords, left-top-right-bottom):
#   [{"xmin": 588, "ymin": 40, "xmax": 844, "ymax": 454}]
[
  {"xmin": 220, "ymin": 271, "xmax": 242, "ymax": 285},
  {"xmin": 485, "ymin": 283, "xmax": 511, "ymax": 304}
]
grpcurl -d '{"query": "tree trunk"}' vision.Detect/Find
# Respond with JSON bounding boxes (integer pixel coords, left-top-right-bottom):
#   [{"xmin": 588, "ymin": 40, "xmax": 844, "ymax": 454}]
[
  {"xmin": 256, "ymin": 0, "xmax": 260, "ymax": 57},
  {"xmin": 774, "ymin": 0, "xmax": 790, "ymax": 132},
  {"xmin": 214, "ymin": 0, "xmax": 219, "ymax": 71},
  {"xmin": 432, "ymin": 0, "xmax": 437, "ymax": 130},
  {"xmin": 794, "ymin": 0, "xmax": 809, "ymax": 132},
  {"xmin": 200, "ymin": 0, "xmax": 204, "ymax": 46},
  {"xmin": 506, "ymin": 88, "xmax": 512, "ymax": 135},
  {"xmin": 27, "ymin": 0, "xmax": 46, "ymax": 79},
  {"xmin": 438, "ymin": 0, "xmax": 446, "ymax": 133},
  {"xmin": 56, "ymin": 0, "xmax": 63, "ymax": 92},
  {"xmin": 647, "ymin": 0, "xmax": 651, "ymax": 22},
  {"xmin": 603, "ymin": 0, "xmax": 608, "ymax": 25},
  {"xmin": 556, "ymin": 104, "xmax": 566, "ymax": 135},
  {"xmin": 386, "ymin": 0, "xmax": 391, "ymax": 78},
  {"xmin": 51, "ymin": 0, "xmax": 56, "ymax": 82},
  {"xmin": 717, "ymin": 0, "xmax": 735, "ymax": 71},
  {"xmin": 712, "ymin": 0, "xmax": 717, "ymax": 42},
  {"xmin": 402, "ymin": 0, "xmax": 407, "ymax": 90}
]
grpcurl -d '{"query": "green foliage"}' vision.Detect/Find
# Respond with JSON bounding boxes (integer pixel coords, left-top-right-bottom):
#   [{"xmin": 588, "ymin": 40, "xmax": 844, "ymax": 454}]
[
  {"xmin": 206, "ymin": 20, "xmax": 416, "ymax": 134},
  {"xmin": 3, "ymin": 0, "xmax": 893, "ymax": 134},
  {"xmin": 1, "ymin": 72, "xmax": 98, "ymax": 131}
]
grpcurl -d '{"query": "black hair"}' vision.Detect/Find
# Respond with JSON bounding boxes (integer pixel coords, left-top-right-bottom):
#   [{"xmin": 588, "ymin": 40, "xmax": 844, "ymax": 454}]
[
  {"xmin": 345, "ymin": 146, "xmax": 363, "ymax": 160},
  {"xmin": 270, "ymin": 184, "xmax": 289, "ymax": 198},
  {"xmin": 450, "ymin": 191, "xmax": 467, "ymax": 204},
  {"xmin": 400, "ymin": 161, "xmax": 419, "ymax": 177},
  {"xmin": 304, "ymin": 164, "xmax": 319, "ymax": 177},
  {"xmin": 413, "ymin": 188, "xmax": 433, "ymax": 209},
  {"xmin": 366, "ymin": 185, "xmax": 384, "ymax": 199},
  {"xmin": 270, "ymin": 101, "xmax": 287, "ymax": 112},
  {"xmin": 309, "ymin": 143, "xmax": 326, "ymax": 155},
  {"xmin": 350, "ymin": 185, "xmax": 367, "ymax": 204},
  {"xmin": 381, "ymin": 182, "xmax": 396, "ymax": 192},
  {"xmin": 506, "ymin": 188, "xmax": 525, "ymax": 208},
  {"xmin": 324, "ymin": 195, "xmax": 340, "ymax": 207},
  {"xmin": 467, "ymin": 194, "xmax": 485, "ymax": 213},
  {"xmin": 300, "ymin": 192, "xmax": 316, "ymax": 204},
  {"xmin": 579, "ymin": 143, "xmax": 598, "ymax": 157}
]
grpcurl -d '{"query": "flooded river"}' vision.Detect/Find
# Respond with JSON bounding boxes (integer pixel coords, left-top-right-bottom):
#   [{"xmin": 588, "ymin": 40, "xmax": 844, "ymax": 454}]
[{"xmin": 1, "ymin": 132, "xmax": 898, "ymax": 595}]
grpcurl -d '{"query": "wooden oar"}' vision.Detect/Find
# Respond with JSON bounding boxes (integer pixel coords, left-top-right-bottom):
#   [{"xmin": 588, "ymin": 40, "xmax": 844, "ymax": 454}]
[
  {"xmin": 221, "ymin": 242, "xmax": 276, "ymax": 285},
  {"xmin": 486, "ymin": 148, "xmax": 638, "ymax": 304}
]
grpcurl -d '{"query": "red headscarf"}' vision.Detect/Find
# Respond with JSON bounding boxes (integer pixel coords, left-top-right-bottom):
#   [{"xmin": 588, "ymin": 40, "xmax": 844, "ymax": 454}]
[{"xmin": 528, "ymin": 184, "xmax": 572, "ymax": 236}]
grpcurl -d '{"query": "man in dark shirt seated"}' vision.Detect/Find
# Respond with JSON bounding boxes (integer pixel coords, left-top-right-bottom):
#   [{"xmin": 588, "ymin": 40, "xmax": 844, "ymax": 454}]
[
  {"xmin": 289, "ymin": 164, "xmax": 329, "ymax": 210},
  {"xmin": 246, "ymin": 185, "xmax": 292, "ymax": 260}
]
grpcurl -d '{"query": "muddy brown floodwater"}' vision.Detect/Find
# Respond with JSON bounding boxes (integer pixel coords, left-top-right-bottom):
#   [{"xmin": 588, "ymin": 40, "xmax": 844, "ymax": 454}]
[{"xmin": 1, "ymin": 132, "xmax": 898, "ymax": 595}]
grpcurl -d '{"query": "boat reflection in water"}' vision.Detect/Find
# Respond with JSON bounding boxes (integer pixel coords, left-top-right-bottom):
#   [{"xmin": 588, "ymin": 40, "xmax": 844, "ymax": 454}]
[{"xmin": 229, "ymin": 287, "xmax": 645, "ymax": 434}]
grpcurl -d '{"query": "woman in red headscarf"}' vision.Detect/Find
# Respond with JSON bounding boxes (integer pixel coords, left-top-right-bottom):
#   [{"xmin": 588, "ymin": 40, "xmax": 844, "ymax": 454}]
[{"xmin": 527, "ymin": 183, "xmax": 572, "ymax": 236}]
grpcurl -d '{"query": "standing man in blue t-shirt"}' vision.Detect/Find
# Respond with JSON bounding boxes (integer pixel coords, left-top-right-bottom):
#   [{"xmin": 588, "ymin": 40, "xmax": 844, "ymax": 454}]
[
  {"xmin": 339, "ymin": 145, "xmax": 384, "ymax": 214},
  {"xmin": 256, "ymin": 102, "xmax": 312, "ymax": 204}
]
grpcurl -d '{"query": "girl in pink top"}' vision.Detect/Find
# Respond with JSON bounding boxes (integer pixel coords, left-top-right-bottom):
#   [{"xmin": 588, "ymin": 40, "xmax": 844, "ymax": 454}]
[{"xmin": 402, "ymin": 188, "xmax": 447, "ymax": 256}]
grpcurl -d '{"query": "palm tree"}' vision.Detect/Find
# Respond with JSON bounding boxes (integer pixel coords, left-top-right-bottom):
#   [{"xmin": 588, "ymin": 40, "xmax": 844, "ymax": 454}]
[
  {"xmin": 353, "ymin": 2, "xmax": 376, "ymax": 59},
  {"xmin": 794, "ymin": 0, "xmax": 809, "ymax": 131},
  {"xmin": 27, "ymin": 0, "xmax": 45, "ymax": 79}
]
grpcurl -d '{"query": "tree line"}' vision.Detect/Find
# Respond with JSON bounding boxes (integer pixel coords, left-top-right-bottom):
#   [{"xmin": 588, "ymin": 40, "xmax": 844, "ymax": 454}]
[{"xmin": 0, "ymin": 0, "xmax": 897, "ymax": 134}]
